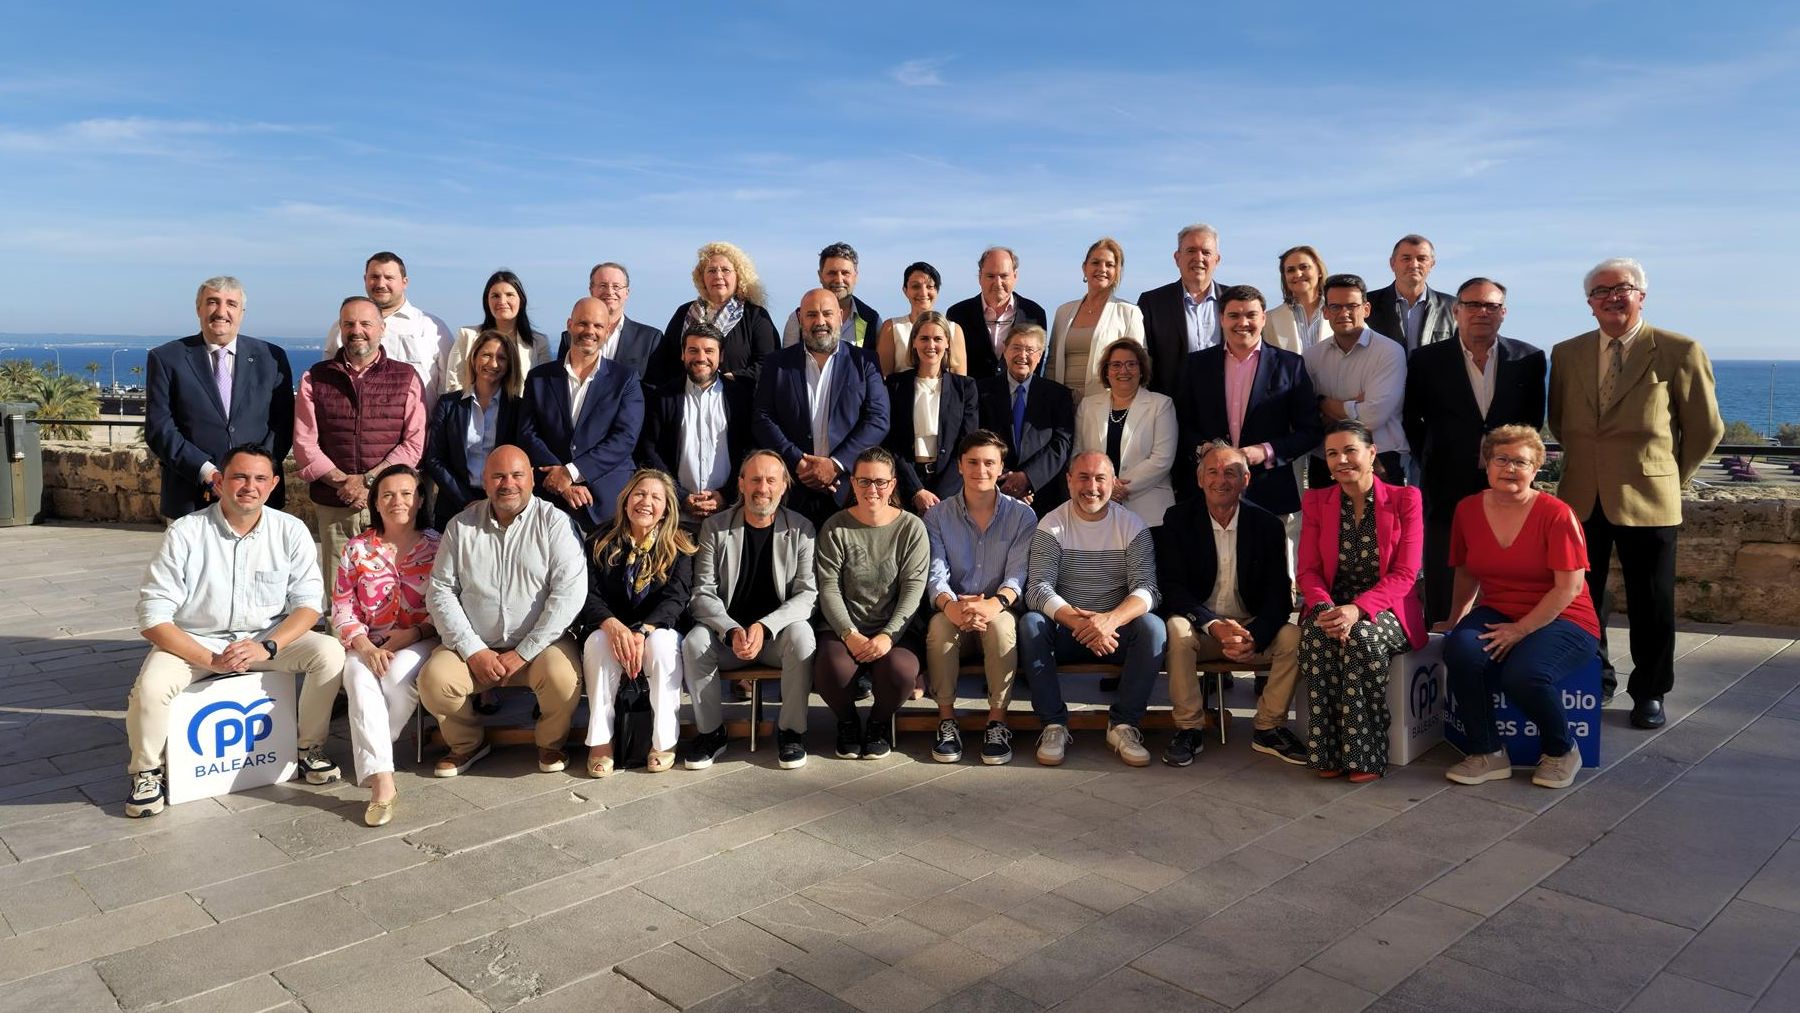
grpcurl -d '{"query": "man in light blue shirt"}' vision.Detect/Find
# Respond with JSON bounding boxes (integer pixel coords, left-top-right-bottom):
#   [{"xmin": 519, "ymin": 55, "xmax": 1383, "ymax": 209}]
[
  {"xmin": 125, "ymin": 445, "xmax": 346, "ymax": 817},
  {"xmin": 922, "ymin": 429, "xmax": 1039, "ymax": 765}
]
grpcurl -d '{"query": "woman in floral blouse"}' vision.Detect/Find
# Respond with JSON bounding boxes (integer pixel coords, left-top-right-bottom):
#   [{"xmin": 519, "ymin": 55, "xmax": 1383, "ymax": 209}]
[{"xmin": 332, "ymin": 464, "xmax": 440, "ymax": 826}]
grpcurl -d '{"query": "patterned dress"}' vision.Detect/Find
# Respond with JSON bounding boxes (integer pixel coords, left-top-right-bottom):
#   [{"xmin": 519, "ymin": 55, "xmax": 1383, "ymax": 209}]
[{"xmin": 1302, "ymin": 488, "xmax": 1409, "ymax": 774}]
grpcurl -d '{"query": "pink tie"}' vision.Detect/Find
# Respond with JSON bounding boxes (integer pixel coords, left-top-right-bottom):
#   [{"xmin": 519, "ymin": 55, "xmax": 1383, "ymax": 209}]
[{"xmin": 213, "ymin": 347, "xmax": 233, "ymax": 417}]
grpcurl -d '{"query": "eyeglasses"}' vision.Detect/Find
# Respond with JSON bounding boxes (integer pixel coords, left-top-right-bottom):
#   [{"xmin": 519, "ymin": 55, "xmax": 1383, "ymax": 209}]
[
  {"xmin": 1586, "ymin": 283, "xmax": 1641, "ymax": 300},
  {"xmin": 1458, "ymin": 301, "xmax": 1504, "ymax": 313},
  {"xmin": 1324, "ymin": 301, "xmax": 1365, "ymax": 313},
  {"xmin": 852, "ymin": 477, "xmax": 894, "ymax": 490},
  {"xmin": 1489, "ymin": 454, "xmax": 1538, "ymax": 471},
  {"xmin": 1106, "ymin": 360, "xmax": 1140, "ymax": 371},
  {"xmin": 590, "ymin": 283, "xmax": 629, "ymax": 293}
]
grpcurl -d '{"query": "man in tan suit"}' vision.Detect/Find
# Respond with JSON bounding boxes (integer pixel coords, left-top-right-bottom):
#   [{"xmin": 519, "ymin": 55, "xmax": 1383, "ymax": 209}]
[{"xmin": 1548, "ymin": 257, "xmax": 1722, "ymax": 729}]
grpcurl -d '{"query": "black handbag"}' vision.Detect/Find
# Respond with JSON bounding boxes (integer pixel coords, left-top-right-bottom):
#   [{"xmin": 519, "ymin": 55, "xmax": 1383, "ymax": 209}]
[{"xmin": 612, "ymin": 674, "xmax": 654, "ymax": 769}]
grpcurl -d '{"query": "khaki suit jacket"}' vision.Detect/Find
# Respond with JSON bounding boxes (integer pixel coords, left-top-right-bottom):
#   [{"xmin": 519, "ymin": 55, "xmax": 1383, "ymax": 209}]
[{"xmin": 1548, "ymin": 322, "xmax": 1723, "ymax": 527}]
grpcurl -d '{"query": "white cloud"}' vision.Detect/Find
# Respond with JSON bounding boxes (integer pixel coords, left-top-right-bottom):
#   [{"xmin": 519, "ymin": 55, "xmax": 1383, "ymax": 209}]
[
  {"xmin": 0, "ymin": 116, "xmax": 299, "ymax": 156},
  {"xmin": 891, "ymin": 58, "xmax": 947, "ymax": 87}
]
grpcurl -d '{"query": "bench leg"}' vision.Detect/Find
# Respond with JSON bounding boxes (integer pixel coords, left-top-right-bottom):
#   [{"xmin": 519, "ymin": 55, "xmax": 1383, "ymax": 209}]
[
  {"xmin": 1213, "ymin": 671, "xmax": 1229, "ymax": 745},
  {"xmin": 749, "ymin": 682, "xmax": 759, "ymax": 753}
]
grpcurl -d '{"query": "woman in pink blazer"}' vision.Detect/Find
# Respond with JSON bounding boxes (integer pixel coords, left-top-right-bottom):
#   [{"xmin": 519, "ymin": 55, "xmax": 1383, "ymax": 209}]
[{"xmin": 1296, "ymin": 419, "xmax": 1425, "ymax": 781}]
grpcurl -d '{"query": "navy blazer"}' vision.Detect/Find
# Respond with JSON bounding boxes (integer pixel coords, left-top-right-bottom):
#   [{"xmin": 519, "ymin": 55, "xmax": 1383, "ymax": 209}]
[
  {"xmin": 144, "ymin": 334, "xmax": 294, "ymax": 518},
  {"xmin": 976, "ymin": 373, "xmax": 1075, "ymax": 514},
  {"xmin": 519, "ymin": 358, "xmax": 645, "ymax": 529},
  {"xmin": 553, "ymin": 317, "xmax": 663, "ymax": 379},
  {"xmin": 636, "ymin": 375, "xmax": 755, "ymax": 501},
  {"xmin": 883, "ymin": 370, "xmax": 979, "ymax": 504},
  {"xmin": 1366, "ymin": 284, "xmax": 1459, "ymax": 354},
  {"xmin": 1155, "ymin": 497, "xmax": 1293, "ymax": 652},
  {"xmin": 1174, "ymin": 343, "xmax": 1320, "ymax": 515},
  {"xmin": 648, "ymin": 300, "xmax": 781, "ymax": 389},
  {"xmin": 1403, "ymin": 335, "xmax": 1546, "ymax": 520},
  {"xmin": 422, "ymin": 390, "xmax": 524, "ymax": 530},
  {"xmin": 752, "ymin": 342, "xmax": 890, "ymax": 508},
  {"xmin": 1138, "ymin": 279, "xmax": 1234, "ymax": 398},
  {"xmin": 945, "ymin": 294, "xmax": 1049, "ymax": 380}
]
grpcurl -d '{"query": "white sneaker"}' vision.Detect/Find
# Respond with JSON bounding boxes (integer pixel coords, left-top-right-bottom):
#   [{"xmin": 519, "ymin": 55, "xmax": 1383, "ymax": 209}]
[
  {"xmin": 1106, "ymin": 722, "xmax": 1151, "ymax": 767},
  {"xmin": 126, "ymin": 768, "xmax": 165, "ymax": 818},
  {"xmin": 1036, "ymin": 724, "xmax": 1070, "ymax": 766},
  {"xmin": 1445, "ymin": 749, "xmax": 1513, "ymax": 785}
]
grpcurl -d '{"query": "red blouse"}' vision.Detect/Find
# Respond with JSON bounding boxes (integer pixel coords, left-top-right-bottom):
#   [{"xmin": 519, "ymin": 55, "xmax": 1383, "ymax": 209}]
[{"xmin": 1448, "ymin": 492, "xmax": 1600, "ymax": 639}]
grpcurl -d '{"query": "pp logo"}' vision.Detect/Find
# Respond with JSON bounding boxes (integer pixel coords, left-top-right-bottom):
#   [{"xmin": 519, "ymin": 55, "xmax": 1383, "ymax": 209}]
[
  {"xmin": 187, "ymin": 697, "xmax": 276, "ymax": 758},
  {"xmin": 1410, "ymin": 664, "xmax": 1440, "ymax": 721}
]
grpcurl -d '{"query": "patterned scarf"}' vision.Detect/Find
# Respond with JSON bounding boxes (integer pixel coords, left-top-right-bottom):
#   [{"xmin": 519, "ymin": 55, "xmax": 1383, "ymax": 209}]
[
  {"xmin": 622, "ymin": 531, "xmax": 658, "ymax": 602},
  {"xmin": 688, "ymin": 296, "xmax": 744, "ymax": 340}
]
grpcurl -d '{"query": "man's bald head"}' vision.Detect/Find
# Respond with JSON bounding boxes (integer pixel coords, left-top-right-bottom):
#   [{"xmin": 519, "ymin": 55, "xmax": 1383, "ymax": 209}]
[
  {"xmin": 483, "ymin": 444, "xmax": 533, "ymax": 521},
  {"xmin": 566, "ymin": 297, "xmax": 611, "ymax": 360},
  {"xmin": 798, "ymin": 288, "xmax": 842, "ymax": 354}
]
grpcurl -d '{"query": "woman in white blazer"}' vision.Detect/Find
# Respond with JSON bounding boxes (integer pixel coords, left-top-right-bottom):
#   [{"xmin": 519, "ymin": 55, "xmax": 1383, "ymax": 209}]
[
  {"xmin": 1049, "ymin": 237, "xmax": 1145, "ymax": 404},
  {"xmin": 442, "ymin": 270, "xmax": 550, "ymax": 397},
  {"xmin": 1074, "ymin": 338, "xmax": 1176, "ymax": 526},
  {"xmin": 1260, "ymin": 245, "xmax": 1329, "ymax": 355}
]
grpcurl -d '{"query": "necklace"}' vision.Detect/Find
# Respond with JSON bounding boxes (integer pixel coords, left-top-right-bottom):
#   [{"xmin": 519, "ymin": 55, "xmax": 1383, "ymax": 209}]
[{"xmin": 1108, "ymin": 408, "xmax": 1128, "ymax": 425}]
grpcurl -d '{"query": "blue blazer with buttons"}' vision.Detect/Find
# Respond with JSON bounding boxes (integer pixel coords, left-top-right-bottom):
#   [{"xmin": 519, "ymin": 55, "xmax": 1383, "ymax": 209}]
[{"xmin": 144, "ymin": 334, "xmax": 294, "ymax": 519}]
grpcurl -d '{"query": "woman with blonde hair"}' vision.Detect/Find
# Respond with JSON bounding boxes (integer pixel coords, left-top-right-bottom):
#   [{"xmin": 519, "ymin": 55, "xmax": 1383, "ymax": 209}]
[
  {"xmin": 649, "ymin": 241, "xmax": 780, "ymax": 386},
  {"xmin": 1048, "ymin": 237, "xmax": 1146, "ymax": 404},
  {"xmin": 577, "ymin": 469, "xmax": 697, "ymax": 776},
  {"xmin": 1262, "ymin": 245, "xmax": 1328, "ymax": 353}
]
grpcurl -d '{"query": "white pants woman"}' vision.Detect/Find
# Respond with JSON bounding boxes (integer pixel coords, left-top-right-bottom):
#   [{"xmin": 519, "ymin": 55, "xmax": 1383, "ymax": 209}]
[
  {"xmin": 343, "ymin": 639, "xmax": 435, "ymax": 786},
  {"xmin": 583, "ymin": 628, "xmax": 684, "ymax": 752}
]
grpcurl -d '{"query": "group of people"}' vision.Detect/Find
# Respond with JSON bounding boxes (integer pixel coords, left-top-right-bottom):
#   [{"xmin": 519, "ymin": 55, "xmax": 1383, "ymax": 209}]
[{"xmin": 125, "ymin": 228, "xmax": 1724, "ymax": 824}]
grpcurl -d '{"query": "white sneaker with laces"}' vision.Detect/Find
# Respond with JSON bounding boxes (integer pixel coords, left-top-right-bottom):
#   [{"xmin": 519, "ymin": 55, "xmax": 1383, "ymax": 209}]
[
  {"xmin": 1106, "ymin": 722, "xmax": 1151, "ymax": 767},
  {"xmin": 1036, "ymin": 724, "xmax": 1070, "ymax": 766}
]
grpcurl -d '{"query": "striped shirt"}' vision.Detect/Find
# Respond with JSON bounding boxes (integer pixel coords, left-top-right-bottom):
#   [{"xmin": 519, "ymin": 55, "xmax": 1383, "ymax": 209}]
[{"xmin": 1025, "ymin": 501, "xmax": 1158, "ymax": 618}]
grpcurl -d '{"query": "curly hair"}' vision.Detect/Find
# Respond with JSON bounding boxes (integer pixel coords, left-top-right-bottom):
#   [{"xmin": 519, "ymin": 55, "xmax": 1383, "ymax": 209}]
[{"xmin": 689, "ymin": 241, "xmax": 768, "ymax": 308}]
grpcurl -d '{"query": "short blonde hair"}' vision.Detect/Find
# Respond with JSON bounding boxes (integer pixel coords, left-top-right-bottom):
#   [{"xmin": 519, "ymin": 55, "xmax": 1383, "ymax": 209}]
[
  {"xmin": 689, "ymin": 241, "xmax": 768, "ymax": 308},
  {"xmin": 1481, "ymin": 424, "xmax": 1546, "ymax": 467}
]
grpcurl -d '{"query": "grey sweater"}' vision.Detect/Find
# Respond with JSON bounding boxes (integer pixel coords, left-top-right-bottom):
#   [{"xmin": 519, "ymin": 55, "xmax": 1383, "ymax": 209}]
[{"xmin": 814, "ymin": 509, "xmax": 930, "ymax": 639}]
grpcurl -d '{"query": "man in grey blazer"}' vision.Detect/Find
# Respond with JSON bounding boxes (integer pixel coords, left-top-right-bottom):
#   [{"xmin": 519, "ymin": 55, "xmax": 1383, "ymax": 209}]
[
  {"xmin": 680, "ymin": 450, "xmax": 821, "ymax": 770},
  {"xmin": 1365, "ymin": 234, "xmax": 1458, "ymax": 355}
]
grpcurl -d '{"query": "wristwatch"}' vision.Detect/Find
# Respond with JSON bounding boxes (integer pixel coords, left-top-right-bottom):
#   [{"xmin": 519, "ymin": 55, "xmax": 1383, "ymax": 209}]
[{"xmin": 260, "ymin": 639, "xmax": 279, "ymax": 659}]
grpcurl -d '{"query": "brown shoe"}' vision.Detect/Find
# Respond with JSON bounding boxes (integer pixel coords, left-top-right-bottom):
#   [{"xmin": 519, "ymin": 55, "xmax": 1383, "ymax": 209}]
[
  {"xmin": 646, "ymin": 748, "xmax": 676, "ymax": 773},
  {"xmin": 1446, "ymin": 749, "xmax": 1513, "ymax": 785},
  {"xmin": 538, "ymin": 749, "xmax": 567, "ymax": 774},
  {"xmin": 586, "ymin": 744, "xmax": 614, "ymax": 778},
  {"xmin": 432, "ymin": 743, "xmax": 491, "ymax": 778},
  {"xmin": 1532, "ymin": 749, "xmax": 1582, "ymax": 789}
]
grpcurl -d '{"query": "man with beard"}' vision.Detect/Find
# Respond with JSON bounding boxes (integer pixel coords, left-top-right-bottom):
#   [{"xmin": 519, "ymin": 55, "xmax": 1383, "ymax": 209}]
[
  {"xmin": 679, "ymin": 450, "xmax": 822, "ymax": 769},
  {"xmin": 780, "ymin": 242, "xmax": 882, "ymax": 358},
  {"xmin": 324, "ymin": 251, "xmax": 453, "ymax": 409},
  {"xmin": 637, "ymin": 321, "xmax": 755, "ymax": 529},
  {"xmin": 752, "ymin": 288, "xmax": 890, "ymax": 529}
]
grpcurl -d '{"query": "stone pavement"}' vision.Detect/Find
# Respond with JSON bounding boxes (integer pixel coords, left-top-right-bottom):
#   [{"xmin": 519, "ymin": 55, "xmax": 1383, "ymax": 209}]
[{"xmin": 1, "ymin": 520, "xmax": 1798, "ymax": 1012}]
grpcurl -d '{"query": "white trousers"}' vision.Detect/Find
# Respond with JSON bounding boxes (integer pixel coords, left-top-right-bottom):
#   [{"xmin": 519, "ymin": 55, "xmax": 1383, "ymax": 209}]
[
  {"xmin": 343, "ymin": 639, "xmax": 434, "ymax": 785},
  {"xmin": 583, "ymin": 628, "xmax": 683, "ymax": 751}
]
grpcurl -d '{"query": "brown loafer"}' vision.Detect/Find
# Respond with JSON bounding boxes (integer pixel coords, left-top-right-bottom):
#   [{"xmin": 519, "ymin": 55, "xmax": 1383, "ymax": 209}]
[
  {"xmin": 432, "ymin": 743, "xmax": 491, "ymax": 778},
  {"xmin": 538, "ymin": 749, "xmax": 567, "ymax": 774}
]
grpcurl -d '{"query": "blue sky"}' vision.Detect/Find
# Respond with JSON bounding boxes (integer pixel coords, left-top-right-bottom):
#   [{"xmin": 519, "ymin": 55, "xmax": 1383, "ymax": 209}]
[{"xmin": 2, "ymin": 1, "xmax": 1796, "ymax": 357}]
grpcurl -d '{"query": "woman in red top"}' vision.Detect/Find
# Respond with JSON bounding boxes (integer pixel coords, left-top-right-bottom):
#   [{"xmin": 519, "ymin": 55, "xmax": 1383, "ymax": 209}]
[{"xmin": 1438, "ymin": 425, "xmax": 1598, "ymax": 791}]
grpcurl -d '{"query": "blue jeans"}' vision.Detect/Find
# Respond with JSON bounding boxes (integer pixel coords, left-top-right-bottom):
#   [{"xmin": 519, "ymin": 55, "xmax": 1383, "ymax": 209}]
[
  {"xmin": 1017, "ymin": 611, "xmax": 1167, "ymax": 727},
  {"xmin": 1444, "ymin": 606, "xmax": 1597, "ymax": 757}
]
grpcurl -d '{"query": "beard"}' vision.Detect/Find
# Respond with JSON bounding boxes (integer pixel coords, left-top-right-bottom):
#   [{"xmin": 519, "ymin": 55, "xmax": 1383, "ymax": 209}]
[{"xmin": 802, "ymin": 325, "xmax": 839, "ymax": 355}]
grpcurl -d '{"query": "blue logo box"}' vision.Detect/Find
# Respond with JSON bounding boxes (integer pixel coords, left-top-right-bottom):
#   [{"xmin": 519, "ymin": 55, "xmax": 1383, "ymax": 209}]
[{"xmin": 1443, "ymin": 655, "xmax": 1604, "ymax": 768}]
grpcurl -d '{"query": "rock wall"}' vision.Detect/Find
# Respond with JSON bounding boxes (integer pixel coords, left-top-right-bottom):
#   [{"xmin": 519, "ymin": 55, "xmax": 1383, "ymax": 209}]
[{"xmin": 40, "ymin": 442, "xmax": 322, "ymax": 529}]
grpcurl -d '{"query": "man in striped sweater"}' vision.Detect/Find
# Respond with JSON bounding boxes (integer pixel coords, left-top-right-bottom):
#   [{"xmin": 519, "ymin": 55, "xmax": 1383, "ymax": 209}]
[{"xmin": 1020, "ymin": 451, "xmax": 1167, "ymax": 767}]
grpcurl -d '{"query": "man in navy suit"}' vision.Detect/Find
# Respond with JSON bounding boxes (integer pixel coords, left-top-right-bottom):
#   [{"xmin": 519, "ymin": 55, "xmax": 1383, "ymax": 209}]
[
  {"xmin": 753, "ymin": 288, "xmax": 890, "ymax": 528},
  {"xmin": 145, "ymin": 276, "xmax": 295, "ymax": 520},
  {"xmin": 780, "ymin": 243, "xmax": 883, "ymax": 358},
  {"xmin": 1139, "ymin": 223, "xmax": 1233, "ymax": 397},
  {"xmin": 520, "ymin": 297, "xmax": 645, "ymax": 533},
  {"xmin": 637, "ymin": 321, "xmax": 755, "ymax": 529},
  {"xmin": 1174, "ymin": 285, "xmax": 1320, "ymax": 516},
  {"xmin": 553, "ymin": 262, "xmax": 662, "ymax": 379},
  {"xmin": 976, "ymin": 324, "xmax": 1074, "ymax": 515},
  {"xmin": 1403, "ymin": 277, "xmax": 1546, "ymax": 624},
  {"xmin": 946, "ymin": 247, "xmax": 1049, "ymax": 380}
]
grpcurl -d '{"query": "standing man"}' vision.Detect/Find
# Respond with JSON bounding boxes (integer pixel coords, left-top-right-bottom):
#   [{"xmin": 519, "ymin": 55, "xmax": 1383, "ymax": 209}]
[
  {"xmin": 781, "ymin": 242, "xmax": 882, "ymax": 355},
  {"xmin": 1403, "ymin": 277, "xmax": 1546, "ymax": 625},
  {"xmin": 975, "ymin": 324, "xmax": 1075, "ymax": 515},
  {"xmin": 1365, "ymin": 235, "xmax": 1458, "ymax": 354},
  {"xmin": 325, "ymin": 252, "xmax": 454, "ymax": 407},
  {"xmin": 1549, "ymin": 258, "xmax": 1722, "ymax": 726},
  {"xmin": 680, "ymin": 450, "xmax": 820, "ymax": 770},
  {"xmin": 293, "ymin": 297, "xmax": 426, "ymax": 614},
  {"xmin": 420, "ymin": 445, "xmax": 586, "ymax": 776},
  {"xmin": 145, "ymin": 276, "xmax": 295, "ymax": 519},
  {"xmin": 1303, "ymin": 273, "xmax": 1409, "ymax": 487},
  {"xmin": 124, "ymin": 445, "xmax": 345, "ymax": 817},
  {"xmin": 637, "ymin": 321, "xmax": 755, "ymax": 529},
  {"xmin": 752, "ymin": 288, "xmax": 890, "ymax": 528},
  {"xmin": 520, "ymin": 297, "xmax": 646, "ymax": 533},
  {"xmin": 946, "ymin": 247, "xmax": 1049, "ymax": 380},
  {"xmin": 553, "ymin": 262, "xmax": 663, "ymax": 378},
  {"xmin": 1139, "ymin": 223, "xmax": 1231, "ymax": 396}
]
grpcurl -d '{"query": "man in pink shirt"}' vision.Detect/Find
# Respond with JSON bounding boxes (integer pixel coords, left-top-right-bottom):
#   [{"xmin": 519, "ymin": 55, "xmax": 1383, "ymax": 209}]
[{"xmin": 294, "ymin": 296, "xmax": 427, "ymax": 621}]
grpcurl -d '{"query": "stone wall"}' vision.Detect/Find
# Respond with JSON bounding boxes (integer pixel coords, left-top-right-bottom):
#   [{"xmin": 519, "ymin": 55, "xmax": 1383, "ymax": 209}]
[{"xmin": 34, "ymin": 442, "xmax": 1800, "ymax": 624}]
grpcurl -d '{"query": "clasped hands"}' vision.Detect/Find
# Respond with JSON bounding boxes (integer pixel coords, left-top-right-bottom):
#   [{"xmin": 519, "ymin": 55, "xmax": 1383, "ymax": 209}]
[
  {"xmin": 539, "ymin": 465, "xmax": 593, "ymax": 509},
  {"xmin": 795, "ymin": 454, "xmax": 841, "ymax": 492},
  {"xmin": 943, "ymin": 594, "xmax": 1003, "ymax": 633},
  {"xmin": 1063, "ymin": 607, "xmax": 1123, "ymax": 654},
  {"xmin": 1206, "ymin": 618, "xmax": 1259, "ymax": 662},
  {"xmin": 1312, "ymin": 602, "xmax": 1364, "ymax": 643}
]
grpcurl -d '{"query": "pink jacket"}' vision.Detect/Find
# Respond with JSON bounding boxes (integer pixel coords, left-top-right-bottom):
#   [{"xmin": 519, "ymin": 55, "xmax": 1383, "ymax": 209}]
[{"xmin": 1296, "ymin": 479, "xmax": 1426, "ymax": 650}]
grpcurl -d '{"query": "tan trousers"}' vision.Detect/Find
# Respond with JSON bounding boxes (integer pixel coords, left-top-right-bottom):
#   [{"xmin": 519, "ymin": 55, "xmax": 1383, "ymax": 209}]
[
  {"xmin": 1166, "ymin": 616, "xmax": 1301, "ymax": 731},
  {"xmin": 126, "ymin": 631, "xmax": 346, "ymax": 773},
  {"xmin": 315, "ymin": 501, "xmax": 370, "ymax": 623},
  {"xmin": 416, "ymin": 640, "xmax": 581, "ymax": 754},
  {"xmin": 925, "ymin": 611, "xmax": 1018, "ymax": 711}
]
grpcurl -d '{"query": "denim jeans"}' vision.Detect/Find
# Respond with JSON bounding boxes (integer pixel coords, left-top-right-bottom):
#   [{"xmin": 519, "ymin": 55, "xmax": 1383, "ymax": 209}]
[
  {"xmin": 1444, "ymin": 606, "xmax": 1597, "ymax": 757},
  {"xmin": 1017, "ymin": 611, "xmax": 1167, "ymax": 727}
]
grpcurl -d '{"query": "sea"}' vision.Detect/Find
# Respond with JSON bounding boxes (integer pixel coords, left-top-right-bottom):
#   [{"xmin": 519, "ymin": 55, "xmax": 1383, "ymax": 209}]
[{"xmin": 4, "ymin": 336, "xmax": 1798, "ymax": 438}]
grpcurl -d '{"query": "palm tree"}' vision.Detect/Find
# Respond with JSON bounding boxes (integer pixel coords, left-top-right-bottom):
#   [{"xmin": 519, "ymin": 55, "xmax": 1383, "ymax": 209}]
[
  {"xmin": 0, "ymin": 359, "xmax": 37, "ymax": 397},
  {"xmin": 28, "ymin": 372, "xmax": 100, "ymax": 439},
  {"xmin": 84, "ymin": 361, "xmax": 101, "ymax": 383},
  {"xmin": 129, "ymin": 364, "xmax": 144, "ymax": 385}
]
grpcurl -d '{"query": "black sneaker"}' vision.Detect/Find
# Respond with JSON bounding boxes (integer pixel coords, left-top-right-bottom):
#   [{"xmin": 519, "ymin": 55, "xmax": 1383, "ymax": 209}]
[
  {"xmin": 852, "ymin": 672, "xmax": 873, "ymax": 701},
  {"xmin": 835, "ymin": 716, "xmax": 864, "ymax": 759},
  {"xmin": 1162, "ymin": 727, "xmax": 1206, "ymax": 767},
  {"xmin": 932, "ymin": 718, "xmax": 963, "ymax": 763},
  {"xmin": 126, "ymin": 767, "xmax": 165, "ymax": 818},
  {"xmin": 862, "ymin": 723, "xmax": 893, "ymax": 760},
  {"xmin": 777, "ymin": 729, "xmax": 808, "ymax": 769},
  {"xmin": 980, "ymin": 721, "xmax": 1013, "ymax": 765},
  {"xmin": 1251, "ymin": 726, "xmax": 1308, "ymax": 765},
  {"xmin": 296, "ymin": 745, "xmax": 342, "ymax": 785},
  {"xmin": 681, "ymin": 727, "xmax": 730, "ymax": 770}
]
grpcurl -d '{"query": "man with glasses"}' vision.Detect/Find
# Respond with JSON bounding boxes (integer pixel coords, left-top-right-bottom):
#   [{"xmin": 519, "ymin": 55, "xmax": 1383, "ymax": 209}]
[
  {"xmin": 1302, "ymin": 273, "xmax": 1408, "ymax": 488},
  {"xmin": 554, "ymin": 263, "xmax": 662, "ymax": 379},
  {"xmin": 1403, "ymin": 278, "xmax": 1546, "ymax": 625},
  {"xmin": 1549, "ymin": 258, "xmax": 1722, "ymax": 726},
  {"xmin": 1366, "ymin": 234, "xmax": 1458, "ymax": 354}
]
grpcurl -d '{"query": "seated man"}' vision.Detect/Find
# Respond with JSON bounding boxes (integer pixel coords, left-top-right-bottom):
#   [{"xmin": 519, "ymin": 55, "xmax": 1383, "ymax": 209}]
[
  {"xmin": 1157, "ymin": 441, "xmax": 1304, "ymax": 767},
  {"xmin": 922, "ymin": 429, "xmax": 1038, "ymax": 765},
  {"xmin": 125, "ymin": 445, "xmax": 345, "ymax": 817},
  {"xmin": 975, "ymin": 323, "xmax": 1074, "ymax": 515},
  {"xmin": 1020, "ymin": 451, "xmax": 1167, "ymax": 768},
  {"xmin": 420, "ymin": 444, "xmax": 585, "ymax": 776},
  {"xmin": 679, "ymin": 450, "xmax": 820, "ymax": 770}
]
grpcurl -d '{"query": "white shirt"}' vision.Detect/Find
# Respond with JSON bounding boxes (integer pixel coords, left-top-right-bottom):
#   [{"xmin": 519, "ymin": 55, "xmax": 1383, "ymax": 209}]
[
  {"xmin": 804, "ymin": 349, "xmax": 836, "ymax": 457},
  {"xmin": 326, "ymin": 299, "xmax": 453, "ymax": 409},
  {"xmin": 137, "ymin": 504, "xmax": 323, "ymax": 639},
  {"xmin": 1461, "ymin": 338, "xmax": 1499, "ymax": 418},
  {"xmin": 912, "ymin": 376, "xmax": 942, "ymax": 460},
  {"xmin": 561, "ymin": 356, "xmax": 601, "ymax": 481},
  {"xmin": 680, "ymin": 378, "xmax": 730, "ymax": 501},
  {"xmin": 597, "ymin": 317, "xmax": 624, "ymax": 362},
  {"xmin": 1303, "ymin": 327, "xmax": 1410, "ymax": 456},
  {"xmin": 1201, "ymin": 506, "xmax": 1248, "ymax": 624}
]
